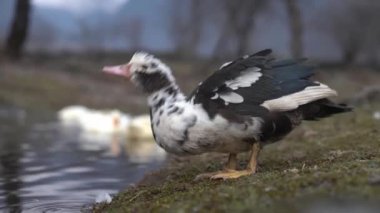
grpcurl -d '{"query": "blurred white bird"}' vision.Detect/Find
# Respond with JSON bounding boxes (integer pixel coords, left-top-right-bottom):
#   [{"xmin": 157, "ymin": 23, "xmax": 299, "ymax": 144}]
[
  {"xmin": 58, "ymin": 106, "xmax": 155, "ymax": 141},
  {"xmin": 127, "ymin": 114, "xmax": 153, "ymax": 140},
  {"xmin": 58, "ymin": 105, "xmax": 131, "ymax": 134},
  {"xmin": 57, "ymin": 105, "xmax": 165, "ymax": 161},
  {"xmin": 124, "ymin": 139, "xmax": 166, "ymax": 163}
]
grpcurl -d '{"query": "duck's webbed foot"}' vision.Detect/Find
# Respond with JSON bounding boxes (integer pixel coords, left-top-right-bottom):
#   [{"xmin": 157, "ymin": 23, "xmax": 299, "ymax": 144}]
[
  {"xmin": 195, "ymin": 143, "xmax": 261, "ymax": 181},
  {"xmin": 209, "ymin": 169, "xmax": 255, "ymax": 180},
  {"xmin": 194, "ymin": 153, "xmax": 237, "ymax": 181}
]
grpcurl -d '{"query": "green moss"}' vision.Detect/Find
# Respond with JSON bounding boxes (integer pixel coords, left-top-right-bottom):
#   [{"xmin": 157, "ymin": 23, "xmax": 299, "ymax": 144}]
[
  {"xmin": 92, "ymin": 108, "xmax": 380, "ymax": 212},
  {"xmin": 0, "ymin": 71, "xmax": 81, "ymax": 111},
  {"xmin": 2, "ymin": 58, "xmax": 379, "ymax": 212}
]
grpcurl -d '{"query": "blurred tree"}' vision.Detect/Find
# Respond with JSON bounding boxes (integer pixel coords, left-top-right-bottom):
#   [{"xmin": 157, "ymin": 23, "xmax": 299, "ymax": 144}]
[
  {"xmin": 169, "ymin": 0, "xmax": 204, "ymax": 58},
  {"xmin": 28, "ymin": 16, "xmax": 57, "ymax": 52},
  {"xmin": 328, "ymin": 11, "xmax": 362, "ymax": 64},
  {"xmin": 5, "ymin": 0, "xmax": 31, "ymax": 60},
  {"xmin": 126, "ymin": 18, "xmax": 143, "ymax": 51},
  {"xmin": 169, "ymin": 0, "xmax": 268, "ymax": 59},
  {"xmin": 0, "ymin": 0, "xmax": 15, "ymax": 41},
  {"xmin": 77, "ymin": 16, "xmax": 109, "ymax": 52},
  {"xmin": 359, "ymin": 2, "xmax": 380, "ymax": 67},
  {"xmin": 108, "ymin": 16, "xmax": 143, "ymax": 52},
  {"xmin": 284, "ymin": 0, "xmax": 303, "ymax": 58},
  {"xmin": 324, "ymin": 0, "xmax": 380, "ymax": 65},
  {"xmin": 188, "ymin": 0, "xmax": 202, "ymax": 57},
  {"xmin": 212, "ymin": 0, "xmax": 268, "ymax": 58}
]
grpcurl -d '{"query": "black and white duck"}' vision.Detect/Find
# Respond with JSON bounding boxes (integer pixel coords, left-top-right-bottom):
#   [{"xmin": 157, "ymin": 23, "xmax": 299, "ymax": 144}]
[{"xmin": 102, "ymin": 49, "xmax": 351, "ymax": 180}]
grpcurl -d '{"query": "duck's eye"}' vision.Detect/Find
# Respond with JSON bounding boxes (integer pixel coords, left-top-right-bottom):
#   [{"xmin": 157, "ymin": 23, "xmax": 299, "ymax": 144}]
[
  {"xmin": 142, "ymin": 65, "xmax": 148, "ymax": 69},
  {"xmin": 150, "ymin": 62, "xmax": 157, "ymax": 68}
]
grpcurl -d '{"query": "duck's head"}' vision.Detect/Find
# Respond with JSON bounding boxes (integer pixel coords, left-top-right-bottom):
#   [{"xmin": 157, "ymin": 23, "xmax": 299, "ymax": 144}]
[{"xmin": 103, "ymin": 52, "xmax": 174, "ymax": 93}]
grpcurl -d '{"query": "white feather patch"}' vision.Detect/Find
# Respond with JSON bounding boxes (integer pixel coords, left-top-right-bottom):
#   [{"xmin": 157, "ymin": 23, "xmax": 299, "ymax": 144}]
[
  {"xmin": 260, "ymin": 83, "xmax": 337, "ymax": 111},
  {"xmin": 219, "ymin": 92, "xmax": 244, "ymax": 104},
  {"xmin": 219, "ymin": 61, "xmax": 232, "ymax": 69},
  {"xmin": 210, "ymin": 94, "xmax": 218, "ymax": 100},
  {"xmin": 225, "ymin": 67, "xmax": 262, "ymax": 90},
  {"xmin": 131, "ymin": 52, "xmax": 152, "ymax": 63}
]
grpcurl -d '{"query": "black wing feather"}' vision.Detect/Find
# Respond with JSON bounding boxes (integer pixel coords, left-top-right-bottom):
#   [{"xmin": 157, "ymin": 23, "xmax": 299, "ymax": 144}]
[
  {"xmin": 189, "ymin": 49, "xmax": 318, "ymax": 119},
  {"xmin": 197, "ymin": 49, "xmax": 274, "ymax": 92},
  {"xmin": 266, "ymin": 63, "xmax": 315, "ymax": 82}
]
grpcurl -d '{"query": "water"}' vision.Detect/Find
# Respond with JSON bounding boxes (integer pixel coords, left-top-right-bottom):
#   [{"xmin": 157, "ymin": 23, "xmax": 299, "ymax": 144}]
[{"xmin": 0, "ymin": 106, "xmax": 166, "ymax": 212}]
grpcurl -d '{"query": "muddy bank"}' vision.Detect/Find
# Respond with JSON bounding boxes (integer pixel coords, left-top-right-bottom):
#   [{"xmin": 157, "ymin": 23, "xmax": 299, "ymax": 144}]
[{"xmin": 92, "ymin": 107, "xmax": 380, "ymax": 212}]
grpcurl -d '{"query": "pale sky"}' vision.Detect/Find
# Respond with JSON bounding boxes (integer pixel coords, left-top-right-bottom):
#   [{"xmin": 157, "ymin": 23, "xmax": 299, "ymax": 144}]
[{"xmin": 32, "ymin": 0, "xmax": 129, "ymax": 14}]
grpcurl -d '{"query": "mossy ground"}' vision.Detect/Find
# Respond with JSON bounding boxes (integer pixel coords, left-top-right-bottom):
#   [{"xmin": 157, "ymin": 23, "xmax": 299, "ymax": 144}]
[
  {"xmin": 1, "ymin": 56, "xmax": 379, "ymax": 212},
  {"xmin": 0, "ymin": 55, "xmax": 203, "ymax": 113},
  {"xmin": 0, "ymin": 57, "xmax": 140, "ymax": 113},
  {"xmin": 92, "ymin": 107, "xmax": 380, "ymax": 212}
]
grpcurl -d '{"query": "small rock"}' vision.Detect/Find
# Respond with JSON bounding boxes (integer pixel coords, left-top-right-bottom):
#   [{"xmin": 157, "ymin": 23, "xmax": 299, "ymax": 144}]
[
  {"xmin": 303, "ymin": 129, "xmax": 318, "ymax": 137},
  {"xmin": 373, "ymin": 111, "xmax": 380, "ymax": 120},
  {"xmin": 293, "ymin": 150, "xmax": 306, "ymax": 159},
  {"xmin": 328, "ymin": 150, "xmax": 354, "ymax": 161},
  {"xmin": 368, "ymin": 174, "xmax": 380, "ymax": 185},
  {"xmin": 284, "ymin": 168, "xmax": 299, "ymax": 173},
  {"xmin": 95, "ymin": 192, "xmax": 112, "ymax": 204},
  {"xmin": 329, "ymin": 150, "xmax": 346, "ymax": 157},
  {"xmin": 349, "ymin": 86, "xmax": 380, "ymax": 105},
  {"xmin": 264, "ymin": 186, "xmax": 274, "ymax": 192},
  {"xmin": 301, "ymin": 163, "xmax": 306, "ymax": 171}
]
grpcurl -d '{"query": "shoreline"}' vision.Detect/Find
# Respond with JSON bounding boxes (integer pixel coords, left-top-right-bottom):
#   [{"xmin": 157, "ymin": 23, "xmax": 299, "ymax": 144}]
[{"xmin": 92, "ymin": 107, "xmax": 380, "ymax": 212}]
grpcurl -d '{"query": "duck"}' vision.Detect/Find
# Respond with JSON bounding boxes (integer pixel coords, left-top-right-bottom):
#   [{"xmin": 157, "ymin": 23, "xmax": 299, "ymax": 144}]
[
  {"xmin": 57, "ymin": 105, "xmax": 131, "ymax": 134},
  {"xmin": 58, "ymin": 106, "xmax": 156, "ymax": 141},
  {"xmin": 127, "ymin": 114, "xmax": 155, "ymax": 141},
  {"xmin": 124, "ymin": 139, "xmax": 167, "ymax": 163},
  {"xmin": 102, "ymin": 49, "xmax": 352, "ymax": 180}
]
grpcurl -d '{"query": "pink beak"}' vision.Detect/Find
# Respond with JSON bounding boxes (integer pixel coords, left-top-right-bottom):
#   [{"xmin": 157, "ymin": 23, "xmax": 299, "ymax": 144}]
[{"xmin": 102, "ymin": 64, "xmax": 131, "ymax": 78}]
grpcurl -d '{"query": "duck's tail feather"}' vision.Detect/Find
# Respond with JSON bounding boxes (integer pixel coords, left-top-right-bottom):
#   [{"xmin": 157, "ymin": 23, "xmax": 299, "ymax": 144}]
[{"xmin": 300, "ymin": 99, "xmax": 353, "ymax": 121}]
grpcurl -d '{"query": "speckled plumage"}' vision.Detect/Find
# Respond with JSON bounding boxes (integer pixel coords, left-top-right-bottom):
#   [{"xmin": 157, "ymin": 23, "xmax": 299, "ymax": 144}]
[{"xmin": 104, "ymin": 50, "xmax": 352, "ymax": 156}]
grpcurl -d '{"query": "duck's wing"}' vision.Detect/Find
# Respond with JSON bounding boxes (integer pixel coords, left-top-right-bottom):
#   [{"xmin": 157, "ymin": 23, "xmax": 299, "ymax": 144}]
[{"xmin": 188, "ymin": 49, "xmax": 336, "ymax": 119}]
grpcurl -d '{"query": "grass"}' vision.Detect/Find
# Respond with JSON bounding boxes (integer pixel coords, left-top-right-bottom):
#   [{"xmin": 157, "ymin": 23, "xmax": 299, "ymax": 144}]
[
  {"xmin": 92, "ymin": 108, "xmax": 380, "ymax": 212},
  {"xmin": 0, "ymin": 70, "xmax": 80, "ymax": 110},
  {"xmin": 0, "ymin": 56, "xmax": 202, "ymax": 114},
  {"xmin": 1, "ymin": 55, "xmax": 379, "ymax": 112},
  {"xmin": 0, "ymin": 59, "xmax": 146, "ymax": 113},
  {"xmin": 1, "ymin": 56, "xmax": 379, "ymax": 212}
]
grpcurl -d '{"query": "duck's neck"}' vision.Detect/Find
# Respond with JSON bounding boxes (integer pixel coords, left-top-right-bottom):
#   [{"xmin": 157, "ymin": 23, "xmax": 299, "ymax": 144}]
[{"xmin": 147, "ymin": 83, "xmax": 185, "ymax": 112}]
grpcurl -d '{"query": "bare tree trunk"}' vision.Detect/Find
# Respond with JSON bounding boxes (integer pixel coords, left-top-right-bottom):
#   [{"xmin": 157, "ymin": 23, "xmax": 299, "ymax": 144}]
[
  {"xmin": 168, "ymin": 0, "xmax": 204, "ymax": 58},
  {"xmin": 233, "ymin": 0, "xmax": 258, "ymax": 56},
  {"xmin": 285, "ymin": 0, "xmax": 303, "ymax": 58},
  {"xmin": 5, "ymin": 0, "xmax": 31, "ymax": 60},
  {"xmin": 235, "ymin": 15, "xmax": 255, "ymax": 56},
  {"xmin": 187, "ymin": 0, "xmax": 202, "ymax": 58},
  {"xmin": 342, "ymin": 44, "xmax": 359, "ymax": 65},
  {"xmin": 211, "ymin": 26, "xmax": 232, "ymax": 60},
  {"xmin": 211, "ymin": 0, "xmax": 267, "ymax": 58}
]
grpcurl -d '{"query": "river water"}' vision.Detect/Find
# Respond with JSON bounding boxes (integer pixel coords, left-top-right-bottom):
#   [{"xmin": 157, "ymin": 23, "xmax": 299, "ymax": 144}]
[{"xmin": 0, "ymin": 106, "xmax": 165, "ymax": 212}]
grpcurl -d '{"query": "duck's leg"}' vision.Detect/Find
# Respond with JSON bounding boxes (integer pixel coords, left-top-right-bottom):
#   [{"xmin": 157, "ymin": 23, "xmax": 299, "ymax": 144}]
[
  {"xmin": 210, "ymin": 142, "xmax": 261, "ymax": 180},
  {"xmin": 194, "ymin": 153, "xmax": 237, "ymax": 180},
  {"xmin": 225, "ymin": 153, "xmax": 238, "ymax": 171}
]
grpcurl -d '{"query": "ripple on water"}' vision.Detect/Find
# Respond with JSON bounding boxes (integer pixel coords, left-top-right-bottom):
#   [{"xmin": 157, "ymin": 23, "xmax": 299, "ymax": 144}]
[
  {"xmin": 0, "ymin": 109, "xmax": 165, "ymax": 211},
  {"xmin": 22, "ymin": 199, "xmax": 93, "ymax": 213}
]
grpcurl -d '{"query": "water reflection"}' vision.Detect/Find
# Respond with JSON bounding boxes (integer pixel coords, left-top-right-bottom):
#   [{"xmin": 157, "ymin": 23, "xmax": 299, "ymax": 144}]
[
  {"xmin": 0, "ymin": 135, "xmax": 23, "ymax": 212},
  {"xmin": 60, "ymin": 124, "xmax": 165, "ymax": 162},
  {"xmin": 124, "ymin": 139, "xmax": 166, "ymax": 164},
  {"xmin": 0, "ymin": 106, "xmax": 166, "ymax": 212},
  {"xmin": 0, "ymin": 107, "xmax": 25, "ymax": 212}
]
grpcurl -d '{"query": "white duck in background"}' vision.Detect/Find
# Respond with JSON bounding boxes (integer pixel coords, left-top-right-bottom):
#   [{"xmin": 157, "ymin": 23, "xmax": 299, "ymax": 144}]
[
  {"xmin": 58, "ymin": 105, "xmax": 165, "ymax": 161},
  {"xmin": 57, "ymin": 105, "xmax": 155, "ymax": 141},
  {"xmin": 124, "ymin": 139, "xmax": 167, "ymax": 163},
  {"xmin": 58, "ymin": 105, "xmax": 131, "ymax": 134},
  {"xmin": 127, "ymin": 115, "xmax": 153, "ymax": 141}
]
